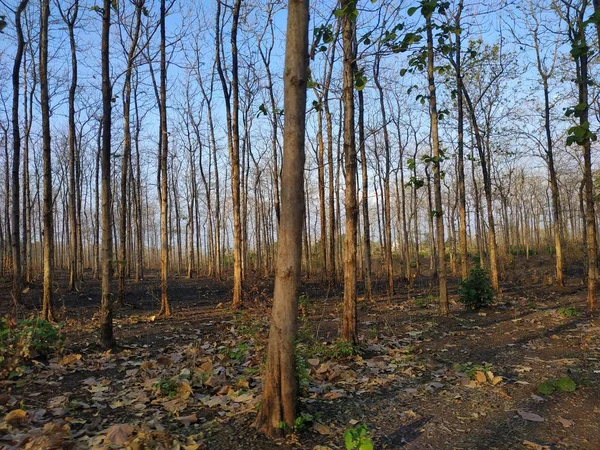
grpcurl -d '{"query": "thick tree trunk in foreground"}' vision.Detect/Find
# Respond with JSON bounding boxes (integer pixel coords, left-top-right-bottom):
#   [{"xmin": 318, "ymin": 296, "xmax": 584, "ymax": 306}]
[
  {"xmin": 254, "ymin": 0, "xmax": 309, "ymax": 438},
  {"xmin": 100, "ymin": 0, "xmax": 115, "ymax": 348}
]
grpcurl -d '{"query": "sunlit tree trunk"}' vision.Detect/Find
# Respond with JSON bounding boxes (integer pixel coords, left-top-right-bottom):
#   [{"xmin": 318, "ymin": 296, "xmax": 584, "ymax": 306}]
[
  {"xmin": 253, "ymin": 0, "xmax": 309, "ymax": 437},
  {"xmin": 426, "ymin": 13, "xmax": 448, "ymax": 314},
  {"xmin": 358, "ymin": 90, "xmax": 372, "ymax": 302},
  {"xmin": 453, "ymin": 0, "xmax": 468, "ymax": 280},
  {"xmin": 341, "ymin": 0, "xmax": 358, "ymax": 344},
  {"xmin": 157, "ymin": 0, "xmax": 171, "ymax": 317},
  {"xmin": 215, "ymin": 0, "xmax": 243, "ymax": 306}
]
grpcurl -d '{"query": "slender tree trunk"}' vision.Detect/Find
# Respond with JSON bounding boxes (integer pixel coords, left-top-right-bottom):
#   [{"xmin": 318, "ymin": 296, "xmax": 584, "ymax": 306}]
[
  {"xmin": 11, "ymin": 0, "xmax": 30, "ymax": 312},
  {"xmin": 100, "ymin": 0, "xmax": 115, "ymax": 348},
  {"xmin": 341, "ymin": 1, "xmax": 358, "ymax": 344},
  {"xmin": 254, "ymin": 0, "xmax": 308, "ymax": 436},
  {"xmin": 157, "ymin": 0, "xmax": 171, "ymax": 316},
  {"xmin": 426, "ymin": 13, "xmax": 448, "ymax": 314},
  {"xmin": 118, "ymin": 0, "xmax": 143, "ymax": 304},
  {"xmin": 373, "ymin": 54, "xmax": 394, "ymax": 297},
  {"xmin": 215, "ymin": 0, "xmax": 243, "ymax": 306},
  {"xmin": 454, "ymin": 0, "xmax": 468, "ymax": 280},
  {"xmin": 40, "ymin": 0, "xmax": 54, "ymax": 321},
  {"xmin": 57, "ymin": 1, "xmax": 80, "ymax": 293},
  {"xmin": 358, "ymin": 90, "xmax": 372, "ymax": 302}
]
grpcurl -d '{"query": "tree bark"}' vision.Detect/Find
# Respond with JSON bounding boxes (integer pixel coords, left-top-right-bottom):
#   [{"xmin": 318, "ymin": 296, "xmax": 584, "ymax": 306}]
[
  {"xmin": 40, "ymin": 0, "xmax": 54, "ymax": 322},
  {"xmin": 158, "ymin": 0, "xmax": 171, "ymax": 317},
  {"xmin": 426, "ymin": 13, "xmax": 448, "ymax": 315},
  {"xmin": 100, "ymin": 0, "xmax": 115, "ymax": 348},
  {"xmin": 254, "ymin": 0, "xmax": 309, "ymax": 437},
  {"xmin": 11, "ymin": 0, "xmax": 30, "ymax": 312},
  {"xmin": 341, "ymin": 0, "xmax": 358, "ymax": 344}
]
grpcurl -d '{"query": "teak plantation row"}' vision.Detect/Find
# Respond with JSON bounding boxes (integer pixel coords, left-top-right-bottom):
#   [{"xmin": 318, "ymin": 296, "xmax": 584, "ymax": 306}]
[{"xmin": 1, "ymin": 0, "xmax": 600, "ymax": 437}]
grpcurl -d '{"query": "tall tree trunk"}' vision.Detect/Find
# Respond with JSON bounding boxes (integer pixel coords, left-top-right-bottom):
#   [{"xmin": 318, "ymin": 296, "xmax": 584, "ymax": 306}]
[
  {"xmin": 58, "ymin": 0, "xmax": 79, "ymax": 293},
  {"xmin": 373, "ymin": 53, "xmax": 394, "ymax": 297},
  {"xmin": 341, "ymin": 0, "xmax": 358, "ymax": 344},
  {"xmin": 576, "ymin": 33, "xmax": 598, "ymax": 311},
  {"xmin": 11, "ymin": 0, "xmax": 30, "ymax": 312},
  {"xmin": 158, "ymin": 0, "xmax": 171, "ymax": 317},
  {"xmin": 461, "ymin": 88, "xmax": 499, "ymax": 291},
  {"xmin": 100, "ymin": 0, "xmax": 115, "ymax": 348},
  {"xmin": 215, "ymin": 0, "xmax": 243, "ymax": 307},
  {"xmin": 427, "ymin": 12, "xmax": 448, "ymax": 315},
  {"xmin": 358, "ymin": 90, "xmax": 372, "ymax": 302},
  {"xmin": 454, "ymin": 0, "xmax": 468, "ymax": 280},
  {"xmin": 40, "ymin": 0, "xmax": 54, "ymax": 321},
  {"xmin": 253, "ymin": 0, "xmax": 308, "ymax": 436},
  {"xmin": 118, "ymin": 0, "xmax": 143, "ymax": 304}
]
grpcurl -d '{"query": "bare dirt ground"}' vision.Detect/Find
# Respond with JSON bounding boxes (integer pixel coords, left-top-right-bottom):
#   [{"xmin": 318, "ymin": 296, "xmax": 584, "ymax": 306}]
[{"xmin": 1, "ymin": 255, "xmax": 599, "ymax": 449}]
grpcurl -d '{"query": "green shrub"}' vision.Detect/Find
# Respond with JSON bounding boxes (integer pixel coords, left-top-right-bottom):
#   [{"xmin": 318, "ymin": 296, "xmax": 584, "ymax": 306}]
[
  {"xmin": 153, "ymin": 377, "xmax": 179, "ymax": 398},
  {"xmin": 458, "ymin": 266, "xmax": 494, "ymax": 310},
  {"xmin": 557, "ymin": 306, "xmax": 580, "ymax": 318},
  {"xmin": 0, "ymin": 317, "xmax": 64, "ymax": 378},
  {"xmin": 538, "ymin": 376, "xmax": 576, "ymax": 395},
  {"xmin": 344, "ymin": 424, "xmax": 374, "ymax": 450}
]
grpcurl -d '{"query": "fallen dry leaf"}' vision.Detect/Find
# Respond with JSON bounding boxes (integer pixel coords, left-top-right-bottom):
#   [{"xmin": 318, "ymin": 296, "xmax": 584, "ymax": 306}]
[
  {"xmin": 518, "ymin": 410, "xmax": 544, "ymax": 422},
  {"xmin": 522, "ymin": 440, "xmax": 551, "ymax": 450},
  {"xmin": 59, "ymin": 354, "xmax": 82, "ymax": 366},
  {"xmin": 105, "ymin": 423, "xmax": 135, "ymax": 445},
  {"xmin": 4, "ymin": 409, "xmax": 27, "ymax": 425},
  {"xmin": 558, "ymin": 417, "xmax": 574, "ymax": 428},
  {"xmin": 178, "ymin": 414, "xmax": 198, "ymax": 427},
  {"xmin": 475, "ymin": 371, "xmax": 487, "ymax": 384},
  {"xmin": 312, "ymin": 422, "xmax": 332, "ymax": 435}
]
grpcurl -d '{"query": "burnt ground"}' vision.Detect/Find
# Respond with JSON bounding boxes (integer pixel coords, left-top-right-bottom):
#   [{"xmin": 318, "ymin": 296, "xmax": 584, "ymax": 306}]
[{"xmin": 0, "ymin": 254, "xmax": 599, "ymax": 449}]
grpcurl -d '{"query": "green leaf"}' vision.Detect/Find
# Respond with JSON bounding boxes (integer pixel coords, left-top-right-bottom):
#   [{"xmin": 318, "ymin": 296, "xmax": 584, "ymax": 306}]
[
  {"xmin": 344, "ymin": 429, "xmax": 355, "ymax": 449},
  {"xmin": 554, "ymin": 377, "xmax": 576, "ymax": 392},
  {"xmin": 538, "ymin": 381, "xmax": 555, "ymax": 395},
  {"xmin": 359, "ymin": 439, "xmax": 374, "ymax": 450},
  {"xmin": 407, "ymin": 6, "xmax": 419, "ymax": 16}
]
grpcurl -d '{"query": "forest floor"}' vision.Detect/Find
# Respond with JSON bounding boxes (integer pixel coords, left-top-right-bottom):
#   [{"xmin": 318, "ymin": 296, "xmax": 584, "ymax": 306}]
[{"xmin": 1, "ymin": 254, "xmax": 599, "ymax": 449}]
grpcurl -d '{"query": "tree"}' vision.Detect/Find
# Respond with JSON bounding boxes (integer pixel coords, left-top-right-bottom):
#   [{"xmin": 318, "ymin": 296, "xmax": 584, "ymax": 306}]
[
  {"xmin": 57, "ymin": 0, "xmax": 80, "ymax": 293},
  {"xmin": 10, "ymin": 0, "xmax": 30, "ymax": 312},
  {"xmin": 424, "ymin": 2, "xmax": 449, "ymax": 315},
  {"xmin": 341, "ymin": 0, "xmax": 359, "ymax": 344},
  {"xmin": 157, "ymin": 0, "xmax": 171, "ymax": 317},
  {"xmin": 254, "ymin": 0, "xmax": 309, "ymax": 437},
  {"xmin": 100, "ymin": 0, "xmax": 115, "ymax": 348},
  {"xmin": 560, "ymin": 0, "xmax": 597, "ymax": 311},
  {"xmin": 215, "ymin": 0, "xmax": 244, "ymax": 308},
  {"xmin": 40, "ymin": 0, "xmax": 54, "ymax": 322},
  {"xmin": 117, "ymin": 0, "xmax": 145, "ymax": 306}
]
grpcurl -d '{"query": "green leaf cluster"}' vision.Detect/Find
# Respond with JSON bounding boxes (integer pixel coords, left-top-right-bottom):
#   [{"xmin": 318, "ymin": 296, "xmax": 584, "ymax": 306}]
[
  {"xmin": 1, "ymin": 317, "xmax": 64, "ymax": 378},
  {"xmin": 344, "ymin": 423, "xmax": 374, "ymax": 450},
  {"xmin": 538, "ymin": 376, "xmax": 576, "ymax": 395},
  {"xmin": 458, "ymin": 266, "xmax": 494, "ymax": 310}
]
